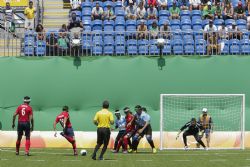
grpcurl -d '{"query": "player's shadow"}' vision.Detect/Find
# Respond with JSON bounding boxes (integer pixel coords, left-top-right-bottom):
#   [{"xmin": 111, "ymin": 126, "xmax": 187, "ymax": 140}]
[
  {"xmin": 73, "ymin": 57, "xmax": 82, "ymax": 69},
  {"xmin": 0, "ymin": 121, "xmax": 2, "ymax": 130},
  {"xmin": 157, "ymin": 57, "xmax": 166, "ymax": 70}
]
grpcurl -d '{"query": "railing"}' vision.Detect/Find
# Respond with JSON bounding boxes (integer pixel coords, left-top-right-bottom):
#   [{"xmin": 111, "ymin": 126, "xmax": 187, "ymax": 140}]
[{"xmin": 0, "ymin": 30, "xmax": 250, "ymax": 57}]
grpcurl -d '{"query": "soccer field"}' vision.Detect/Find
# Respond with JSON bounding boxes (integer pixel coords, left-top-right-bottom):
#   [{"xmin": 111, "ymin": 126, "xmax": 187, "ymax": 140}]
[{"xmin": 0, "ymin": 148, "xmax": 250, "ymax": 167}]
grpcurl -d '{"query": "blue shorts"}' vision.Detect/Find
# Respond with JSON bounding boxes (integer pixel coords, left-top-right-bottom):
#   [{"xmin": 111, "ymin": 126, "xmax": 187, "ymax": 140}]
[{"xmin": 65, "ymin": 127, "xmax": 75, "ymax": 137}]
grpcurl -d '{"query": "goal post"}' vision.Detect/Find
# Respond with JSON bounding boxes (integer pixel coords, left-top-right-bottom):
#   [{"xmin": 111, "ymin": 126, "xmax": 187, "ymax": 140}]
[{"xmin": 160, "ymin": 94, "xmax": 245, "ymax": 150}]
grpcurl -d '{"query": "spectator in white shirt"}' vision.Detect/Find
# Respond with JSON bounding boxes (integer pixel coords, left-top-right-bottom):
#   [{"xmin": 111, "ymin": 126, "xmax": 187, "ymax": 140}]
[
  {"xmin": 126, "ymin": 0, "xmax": 137, "ymax": 20},
  {"xmin": 157, "ymin": 0, "xmax": 168, "ymax": 9},
  {"xmin": 70, "ymin": 0, "xmax": 81, "ymax": 11},
  {"xmin": 189, "ymin": 0, "xmax": 201, "ymax": 10},
  {"xmin": 218, "ymin": 22, "xmax": 229, "ymax": 39},
  {"xmin": 136, "ymin": 1, "xmax": 146, "ymax": 19},
  {"xmin": 147, "ymin": 4, "xmax": 158, "ymax": 20},
  {"xmin": 204, "ymin": 20, "xmax": 217, "ymax": 40},
  {"xmin": 91, "ymin": 2, "xmax": 104, "ymax": 20}
]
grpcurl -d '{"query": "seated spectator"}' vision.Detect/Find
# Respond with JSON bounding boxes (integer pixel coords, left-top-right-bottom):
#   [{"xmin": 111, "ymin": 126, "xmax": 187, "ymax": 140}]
[
  {"xmin": 157, "ymin": 0, "xmax": 168, "ymax": 10},
  {"xmin": 229, "ymin": 22, "xmax": 242, "ymax": 40},
  {"xmin": 223, "ymin": 2, "xmax": 234, "ymax": 20},
  {"xmin": 70, "ymin": 32, "xmax": 81, "ymax": 56},
  {"xmin": 137, "ymin": 0, "xmax": 146, "ymax": 7},
  {"xmin": 150, "ymin": 21, "xmax": 159, "ymax": 39},
  {"xmin": 207, "ymin": 32, "xmax": 220, "ymax": 55},
  {"xmin": 160, "ymin": 22, "xmax": 171, "ymax": 39},
  {"xmin": 204, "ymin": 20, "xmax": 217, "ymax": 40},
  {"xmin": 214, "ymin": 2, "xmax": 222, "ymax": 19},
  {"xmin": 247, "ymin": 0, "xmax": 250, "ymax": 15},
  {"xmin": 36, "ymin": 23, "xmax": 45, "ymax": 40},
  {"xmin": 222, "ymin": 0, "xmax": 232, "ymax": 9},
  {"xmin": 70, "ymin": 0, "xmax": 81, "ymax": 11},
  {"xmin": 59, "ymin": 24, "xmax": 68, "ymax": 33},
  {"xmin": 218, "ymin": 22, "xmax": 229, "ymax": 39},
  {"xmin": 169, "ymin": 1, "xmax": 180, "ymax": 20},
  {"xmin": 148, "ymin": 0, "xmax": 157, "ymax": 6},
  {"xmin": 46, "ymin": 32, "xmax": 58, "ymax": 56},
  {"xmin": 203, "ymin": 1, "xmax": 215, "ymax": 20},
  {"xmin": 103, "ymin": 4, "xmax": 116, "ymax": 20},
  {"xmin": 137, "ymin": 20, "xmax": 147, "ymax": 39},
  {"xmin": 68, "ymin": 13, "xmax": 83, "ymax": 30},
  {"xmin": 126, "ymin": 0, "xmax": 137, "ymax": 20},
  {"xmin": 147, "ymin": 4, "xmax": 158, "ymax": 20},
  {"xmin": 136, "ymin": 1, "xmax": 146, "ymax": 19},
  {"xmin": 91, "ymin": 2, "xmax": 104, "ymax": 20},
  {"xmin": 179, "ymin": 0, "xmax": 189, "ymax": 10},
  {"xmin": 234, "ymin": 1, "xmax": 246, "ymax": 20},
  {"xmin": 248, "ymin": 16, "xmax": 250, "ymax": 31},
  {"xmin": 189, "ymin": 0, "xmax": 201, "ymax": 10},
  {"xmin": 58, "ymin": 33, "xmax": 69, "ymax": 56}
]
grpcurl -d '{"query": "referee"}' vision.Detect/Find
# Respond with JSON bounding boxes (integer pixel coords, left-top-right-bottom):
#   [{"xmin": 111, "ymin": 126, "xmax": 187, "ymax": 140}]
[{"xmin": 92, "ymin": 100, "xmax": 114, "ymax": 160}]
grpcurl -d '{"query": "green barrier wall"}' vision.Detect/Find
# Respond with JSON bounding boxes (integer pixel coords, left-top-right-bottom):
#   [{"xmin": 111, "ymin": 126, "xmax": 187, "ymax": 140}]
[{"xmin": 0, "ymin": 56, "xmax": 249, "ymax": 131}]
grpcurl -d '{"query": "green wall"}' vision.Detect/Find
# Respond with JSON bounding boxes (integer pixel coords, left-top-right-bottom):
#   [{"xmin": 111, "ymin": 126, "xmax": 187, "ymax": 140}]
[{"xmin": 0, "ymin": 56, "xmax": 249, "ymax": 131}]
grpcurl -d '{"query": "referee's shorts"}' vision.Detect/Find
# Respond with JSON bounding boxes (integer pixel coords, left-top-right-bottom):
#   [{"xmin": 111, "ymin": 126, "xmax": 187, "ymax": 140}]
[{"xmin": 97, "ymin": 127, "xmax": 111, "ymax": 145}]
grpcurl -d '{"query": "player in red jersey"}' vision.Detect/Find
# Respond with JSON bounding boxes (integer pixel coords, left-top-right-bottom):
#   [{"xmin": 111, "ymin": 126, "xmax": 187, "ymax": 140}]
[
  {"xmin": 53, "ymin": 106, "xmax": 77, "ymax": 155},
  {"xmin": 12, "ymin": 96, "xmax": 34, "ymax": 156},
  {"xmin": 115, "ymin": 107, "xmax": 136, "ymax": 153}
]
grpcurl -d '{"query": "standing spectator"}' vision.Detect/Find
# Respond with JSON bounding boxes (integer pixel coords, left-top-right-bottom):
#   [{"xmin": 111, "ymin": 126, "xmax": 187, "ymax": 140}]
[
  {"xmin": 223, "ymin": 2, "xmax": 234, "ymax": 20},
  {"xmin": 3, "ymin": 2, "xmax": 14, "ymax": 33},
  {"xmin": 136, "ymin": 1, "xmax": 146, "ymax": 20},
  {"xmin": 247, "ymin": 0, "xmax": 250, "ymax": 15},
  {"xmin": 35, "ymin": 23, "xmax": 45, "ymax": 40},
  {"xmin": 92, "ymin": 100, "xmax": 114, "ymax": 160},
  {"xmin": 103, "ymin": 4, "xmax": 116, "ymax": 20},
  {"xmin": 248, "ymin": 16, "xmax": 250, "ymax": 31},
  {"xmin": 46, "ymin": 32, "xmax": 58, "ymax": 56},
  {"xmin": 126, "ymin": 0, "xmax": 137, "ymax": 20},
  {"xmin": 150, "ymin": 21, "xmax": 159, "ymax": 39},
  {"xmin": 68, "ymin": 13, "xmax": 83, "ymax": 30},
  {"xmin": 58, "ymin": 33, "xmax": 69, "ymax": 56},
  {"xmin": 204, "ymin": 20, "xmax": 217, "ymax": 40},
  {"xmin": 169, "ymin": 1, "xmax": 180, "ymax": 20},
  {"xmin": 147, "ymin": 4, "xmax": 158, "ymax": 20},
  {"xmin": 148, "ymin": 0, "xmax": 157, "ymax": 6},
  {"xmin": 91, "ymin": 2, "xmax": 104, "ymax": 20},
  {"xmin": 189, "ymin": 0, "xmax": 201, "ymax": 10},
  {"xmin": 24, "ymin": 1, "xmax": 36, "ymax": 30},
  {"xmin": 137, "ymin": 20, "xmax": 148, "ymax": 39},
  {"xmin": 218, "ymin": 22, "xmax": 229, "ymax": 39},
  {"xmin": 157, "ymin": 0, "xmax": 167, "ymax": 9},
  {"xmin": 214, "ymin": 2, "xmax": 222, "ymax": 19},
  {"xmin": 234, "ymin": 1, "xmax": 246, "ymax": 20},
  {"xmin": 207, "ymin": 32, "xmax": 220, "ymax": 55},
  {"xmin": 70, "ymin": 0, "xmax": 81, "ymax": 11},
  {"xmin": 203, "ymin": 1, "xmax": 215, "ymax": 20},
  {"xmin": 160, "ymin": 22, "xmax": 171, "ymax": 39},
  {"xmin": 229, "ymin": 22, "xmax": 242, "ymax": 40}
]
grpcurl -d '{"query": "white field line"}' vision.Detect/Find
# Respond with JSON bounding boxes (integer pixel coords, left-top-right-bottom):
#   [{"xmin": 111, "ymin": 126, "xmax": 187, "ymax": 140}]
[
  {"xmin": 102, "ymin": 160, "xmax": 118, "ymax": 161},
  {"xmin": 1, "ymin": 159, "xmax": 8, "ymax": 161},
  {"xmin": 26, "ymin": 159, "xmax": 45, "ymax": 162},
  {"xmin": 62, "ymin": 160, "xmax": 81, "ymax": 162},
  {"xmin": 209, "ymin": 159, "xmax": 226, "ymax": 162},
  {"xmin": 136, "ymin": 160, "xmax": 153, "ymax": 162},
  {"xmin": 246, "ymin": 159, "xmax": 250, "ymax": 160},
  {"xmin": 174, "ymin": 160, "xmax": 191, "ymax": 162}
]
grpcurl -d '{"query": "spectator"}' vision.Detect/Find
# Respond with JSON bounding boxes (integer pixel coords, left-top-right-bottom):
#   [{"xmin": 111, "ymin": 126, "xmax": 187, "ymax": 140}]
[
  {"xmin": 68, "ymin": 13, "xmax": 83, "ymax": 30},
  {"xmin": 35, "ymin": 23, "xmax": 45, "ymax": 40},
  {"xmin": 223, "ymin": 2, "xmax": 234, "ymax": 20},
  {"xmin": 103, "ymin": 4, "xmax": 116, "ymax": 20},
  {"xmin": 126, "ymin": 0, "xmax": 137, "ymax": 20},
  {"xmin": 148, "ymin": 0, "xmax": 157, "ymax": 6},
  {"xmin": 214, "ymin": 2, "xmax": 222, "ymax": 19},
  {"xmin": 91, "ymin": 2, "xmax": 104, "ymax": 20},
  {"xmin": 160, "ymin": 22, "xmax": 171, "ymax": 39},
  {"xmin": 189, "ymin": 0, "xmax": 201, "ymax": 10},
  {"xmin": 70, "ymin": 32, "xmax": 81, "ymax": 56},
  {"xmin": 150, "ymin": 21, "xmax": 159, "ymax": 39},
  {"xmin": 147, "ymin": 4, "xmax": 158, "ymax": 20},
  {"xmin": 59, "ymin": 24, "xmax": 68, "ymax": 33},
  {"xmin": 222, "ymin": 0, "xmax": 232, "ymax": 9},
  {"xmin": 218, "ymin": 22, "xmax": 228, "ymax": 39},
  {"xmin": 3, "ymin": 2, "xmax": 14, "ymax": 33},
  {"xmin": 70, "ymin": 0, "xmax": 81, "ymax": 11},
  {"xmin": 207, "ymin": 32, "xmax": 220, "ymax": 55},
  {"xmin": 204, "ymin": 20, "xmax": 217, "ymax": 40},
  {"xmin": 234, "ymin": 1, "xmax": 246, "ymax": 20},
  {"xmin": 24, "ymin": 1, "xmax": 36, "ymax": 30},
  {"xmin": 137, "ymin": 0, "xmax": 146, "ymax": 7},
  {"xmin": 58, "ymin": 33, "xmax": 69, "ymax": 56},
  {"xmin": 137, "ymin": 20, "xmax": 147, "ymax": 39},
  {"xmin": 229, "ymin": 22, "xmax": 242, "ymax": 40},
  {"xmin": 203, "ymin": 1, "xmax": 215, "ymax": 20},
  {"xmin": 46, "ymin": 32, "xmax": 58, "ymax": 56},
  {"xmin": 157, "ymin": 0, "xmax": 167, "ymax": 10},
  {"xmin": 248, "ymin": 16, "xmax": 250, "ymax": 31},
  {"xmin": 179, "ymin": 0, "xmax": 189, "ymax": 10},
  {"xmin": 169, "ymin": 1, "xmax": 180, "ymax": 20},
  {"xmin": 247, "ymin": 0, "xmax": 250, "ymax": 15},
  {"xmin": 136, "ymin": 1, "xmax": 146, "ymax": 19}
]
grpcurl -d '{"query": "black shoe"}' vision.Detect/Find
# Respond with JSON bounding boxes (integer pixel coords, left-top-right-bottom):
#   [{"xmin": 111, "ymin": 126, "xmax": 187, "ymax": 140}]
[
  {"xmin": 99, "ymin": 157, "xmax": 104, "ymax": 160},
  {"xmin": 25, "ymin": 152, "xmax": 30, "ymax": 156},
  {"xmin": 15, "ymin": 152, "xmax": 19, "ymax": 155},
  {"xmin": 91, "ymin": 154, "xmax": 96, "ymax": 160}
]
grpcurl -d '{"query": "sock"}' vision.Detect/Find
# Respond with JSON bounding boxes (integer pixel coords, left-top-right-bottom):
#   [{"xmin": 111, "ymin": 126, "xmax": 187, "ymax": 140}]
[
  {"xmin": 148, "ymin": 140, "xmax": 155, "ymax": 149},
  {"xmin": 123, "ymin": 137, "xmax": 128, "ymax": 150},
  {"xmin": 16, "ymin": 140, "xmax": 21, "ymax": 152},
  {"xmin": 64, "ymin": 135, "xmax": 74, "ymax": 143},
  {"xmin": 25, "ymin": 139, "xmax": 30, "ymax": 153},
  {"xmin": 114, "ymin": 140, "xmax": 118, "ymax": 150},
  {"xmin": 72, "ymin": 141, "xmax": 76, "ymax": 151},
  {"xmin": 128, "ymin": 139, "xmax": 132, "ymax": 149},
  {"xmin": 116, "ymin": 140, "xmax": 122, "ymax": 151}
]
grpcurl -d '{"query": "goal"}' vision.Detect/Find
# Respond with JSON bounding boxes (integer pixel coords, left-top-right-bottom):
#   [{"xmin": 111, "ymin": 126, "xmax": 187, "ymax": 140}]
[{"xmin": 160, "ymin": 94, "xmax": 245, "ymax": 150}]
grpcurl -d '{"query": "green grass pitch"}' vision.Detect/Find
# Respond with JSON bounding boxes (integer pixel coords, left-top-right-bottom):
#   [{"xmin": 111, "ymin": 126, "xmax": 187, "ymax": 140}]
[{"xmin": 0, "ymin": 148, "xmax": 250, "ymax": 167}]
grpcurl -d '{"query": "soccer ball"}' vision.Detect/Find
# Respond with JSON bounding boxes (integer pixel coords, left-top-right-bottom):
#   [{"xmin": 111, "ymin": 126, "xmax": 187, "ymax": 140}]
[{"xmin": 80, "ymin": 149, "xmax": 87, "ymax": 156}]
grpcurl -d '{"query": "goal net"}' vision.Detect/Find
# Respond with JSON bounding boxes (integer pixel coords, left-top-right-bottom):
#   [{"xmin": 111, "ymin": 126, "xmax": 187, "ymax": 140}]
[{"xmin": 160, "ymin": 94, "xmax": 245, "ymax": 150}]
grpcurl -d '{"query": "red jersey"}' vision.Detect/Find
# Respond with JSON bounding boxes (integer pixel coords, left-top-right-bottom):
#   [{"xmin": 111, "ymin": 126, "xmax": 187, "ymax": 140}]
[
  {"xmin": 125, "ymin": 113, "xmax": 135, "ymax": 132},
  {"xmin": 55, "ymin": 111, "xmax": 72, "ymax": 128},
  {"xmin": 15, "ymin": 104, "xmax": 33, "ymax": 122}
]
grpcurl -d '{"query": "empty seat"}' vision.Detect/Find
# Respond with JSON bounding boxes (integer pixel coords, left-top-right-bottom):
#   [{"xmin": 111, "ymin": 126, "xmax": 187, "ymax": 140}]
[
  {"xmin": 127, "ymin": 39, "xmax": 137, "ymax": 55},
  {"xmin": 229, "ymin": 39, "xmax": 240, "ymax": 54},
  {"xmin": 195, "ymin": 39, "xmax": 207, "ymax": 55},
  {"xmin": 138, "ymin": 39, "xmax": 148, "ymax": 55},
  {"xmin": 184, "ymin": 39, "xmax": 195, "ymax": 55},
  {"xmin": 92, "ymin": 20, "xmax": 102, "ymax": 31},
  {"xmin": 172, "ymin": 39, "xmax": 183, "ymax": 55},
  {"xmin": 240, "ymin": 39, "xmax": 250, "ymax": 54},
  {"xmin": 149, "ymin": 39, "xmax": 159, "ymax": 55}
]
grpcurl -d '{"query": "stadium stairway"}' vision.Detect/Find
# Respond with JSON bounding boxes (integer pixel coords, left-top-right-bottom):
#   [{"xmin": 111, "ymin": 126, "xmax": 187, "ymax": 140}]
[{"xmin": 43, "ymin": 0, "xmax": 69, "ymax": 29}]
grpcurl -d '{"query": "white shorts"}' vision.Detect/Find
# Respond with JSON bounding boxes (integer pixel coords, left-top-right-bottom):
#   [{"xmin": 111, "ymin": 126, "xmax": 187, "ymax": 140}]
[
  {"xmin": 25, "ymin": 18, "xmax": 34, "ymax": 30},
  {"xmin": 5, "ymin": 21, "xmax": 11, "ymax": 31}
]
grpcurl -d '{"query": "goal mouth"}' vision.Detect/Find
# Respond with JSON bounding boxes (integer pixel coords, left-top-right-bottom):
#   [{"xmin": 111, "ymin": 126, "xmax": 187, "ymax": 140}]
[{"xmin": 160, "ymin": 94, "xmax": 245, "ymax": 150}]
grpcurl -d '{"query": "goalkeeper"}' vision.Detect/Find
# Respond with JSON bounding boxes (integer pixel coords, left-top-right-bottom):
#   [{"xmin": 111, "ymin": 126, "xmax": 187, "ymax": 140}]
[{"xmin": 176, "ymin": 118, "xmax": 207, "ymax": 150}]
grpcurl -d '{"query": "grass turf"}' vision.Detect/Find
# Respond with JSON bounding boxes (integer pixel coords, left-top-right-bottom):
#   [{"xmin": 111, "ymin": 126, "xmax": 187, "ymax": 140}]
[{"xmin": 0, "ymin": 148, "xmax": 250, "ymax": 167}]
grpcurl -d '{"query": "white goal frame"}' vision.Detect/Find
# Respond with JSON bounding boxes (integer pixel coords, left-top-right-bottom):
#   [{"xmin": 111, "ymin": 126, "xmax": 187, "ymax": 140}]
[{"xmin": 160, "ymin": 94, "xmax": 245, "ymax": 150}]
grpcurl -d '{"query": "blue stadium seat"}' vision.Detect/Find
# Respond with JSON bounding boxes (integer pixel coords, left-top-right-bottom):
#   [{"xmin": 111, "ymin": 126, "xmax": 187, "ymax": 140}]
[
  {"xmin": 170, "ymin": 19, "xmax": 181, "ymax": 30},
  {"xmin": 71, "ymin": 11, "xmax": 82, "ymax": 17},
  {"xmin": 184, "ymin": 39, "xmax": 195, "ymax": 55},
  {"xmin": 149, "ymin": 39, "xmax": 159, "ymax": 55},
  {"xmin": 237, "ymin": 19, "xmax": 247, "ymax": 30},
  {"xmin": 24, "ymin": 36, "xmax": 35, "ymax": 46},
  {"xmin": 82, "ymin": 16, "xmax": 91, "ymax": 22},
  {"xmin": 183, "ymin": 29, "xmax": 193, "ymax": 41},
  {"xmin": 195, "ymin": 39, "xmax": 207, "ymax": 55},
  {"xmin": 191, "ymin": 10, "xmax": 202, "ymax": 17},
  {"xmin": 83, "ymin": 20, "xmax": 92, "ymax": 31},
  {"xmin": 147, "ymin": 19, "xmax": 158, "ymax": 29},
  {"xmin": 82, "ymin": 10, "xmax": 92, "ymax": 17},
  {"xmin": 240, "ymin": 39, "xmax": 250, "ymax": 54},
  {"xmin": 229, "ymin": 39, "xmax": 240, "ymax": 54},
  {"xmin": 202, "ymin": 19, "xmax": 210, "ymax": 28},
  {"xmin": 92, "ymin": 31, "xmax": 103, "ymax": 46},
  {"xmin": 104, "ymin": 43, "xmax": 114, "ymax": 55},
  {"xmin": 115, "ymin": 1, "xmax": 123, "ymax": 7},
  {"xmin": 82, "ymin": 35, "xmax": 92, "ymax": 50},
  {"xmin": 214, "ymin": 19, "xmax": 224, "ymax": 27},
  {"xmin": 219, "ymin": 39, "xmax": 230, "ymax": 55},
  {"xmin": 116, "ymin": 10, "xmax": 125, "ymax": 17},
  {"xmin": 126, "ymin": 20, "xmax": 137, "ymax": 37},
  {"xmin": 159, "ymin": 19, "xmax": 169, "ymax": 27},
  {"xmin": 192, "ymin": 19, "xmax": 202, "ymax": 30},
  {"xmin": 138, "ymin": 39, "xmax": 149, "ymax": 55},
  {"xmin": 181, "ymin": 19, "xmax": 191, "ymax": 30},
  {"xmin": 92, "ymin": 46, "xmax": 103, "ymax": 55},
  {"xmin": 194, "ymin": 31, "xmax": 203, "ymax": 41},
  {"xmin": 159, "ymin": 10, "xmax": 170, "ymax": 21},
  {"xmin": 35, "ymin": 40, "xmax": 46, "ymax": 56},
  {"xmin": 115, "ymin": 33, "xmax": 125, "ymax": 44},
  {"xmin": 115, "ymin": 45, "xmax": 126, "ymax": 55},
  {"xmin": 172, "ymin": 30, "xmax": 182, "ymax": 40},
  {"xmin": 24, "ymin": 47, "xmax": 34, "ymax": 56},
  {"xmin": 92, "ymin": 20, "xmax": 103, "ymax": 31},
  {"xmin": 225, "ymin": 19, "xmax": 235, "ymax": 26},
  {"xmin": 192, "ymin": 16, "xmax": 202, "ymax": 21},
  {"xmin": 103, "ymin": 1, "xmax": 114, "ymax": 8},
  {"xmin": 81, "ymin": 1, "xmax": 92, "ymax": 9},
  {"xmin": 242, "ymin": 30, "xmax": 249, "ymax": 39},
  {"xmin": 180, "ymin": 10, "xmax": 190, "ymax": 17},
  {"xmin": 104, "ymin": 20, "xmax": 114, "ymax": 32},
  {"xmin": 92, "ymin": 1, "xmax": 103, "ymax": 8},
  {"xmin": 115, "ymin": 20, "xmax": 125, "ymax": 31},
  {"xmin": 162, "ymin": 40, "xmax": 172, "ymax": 55},
  {"xmin": 172, "ymin": 39, "xmax": 183, "ymax": 55},
  {"xmin": 127, "ymin": 39, "xmax": 137, "ymax": 55}
]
